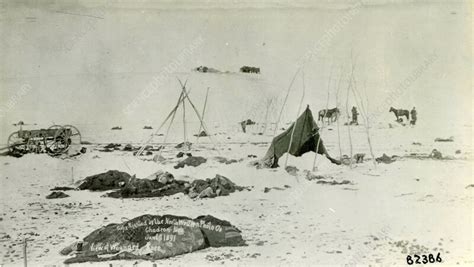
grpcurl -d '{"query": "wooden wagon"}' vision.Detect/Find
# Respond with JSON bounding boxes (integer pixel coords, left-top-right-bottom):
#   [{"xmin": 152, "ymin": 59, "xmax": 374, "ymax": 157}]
[{"xmin": 7, "ymin": 125, "xmax": 81, "ymax": 156}]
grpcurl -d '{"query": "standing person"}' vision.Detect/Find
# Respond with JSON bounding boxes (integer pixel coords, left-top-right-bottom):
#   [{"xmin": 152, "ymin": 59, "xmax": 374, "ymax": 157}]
[
  {"xmin": 410, "ymin": 107, "xmax": 417, "ymax": 125},
  {"xmin": 351, "ymin": 106, "xmax": 359, "ymax": 125}
]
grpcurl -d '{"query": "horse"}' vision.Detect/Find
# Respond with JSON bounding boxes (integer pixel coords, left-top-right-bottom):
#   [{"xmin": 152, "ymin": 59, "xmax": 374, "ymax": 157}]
[
  {"xmin": 389, "ymin": 107, "xmax": 410, "ymax": 121},
  {"xmin": 318, "ymin": 108, "xmax": 340, "ymax": 124}
]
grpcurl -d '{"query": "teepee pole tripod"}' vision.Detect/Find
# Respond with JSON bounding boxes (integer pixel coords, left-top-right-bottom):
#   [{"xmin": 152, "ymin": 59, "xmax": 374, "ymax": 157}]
[
  {"xmin": 177, "ymin": 78, "xmax": 219, "ymax": 153},
  {"xmin": 135, "ymin": 81, "xmax": 189, "ymax": 157}
]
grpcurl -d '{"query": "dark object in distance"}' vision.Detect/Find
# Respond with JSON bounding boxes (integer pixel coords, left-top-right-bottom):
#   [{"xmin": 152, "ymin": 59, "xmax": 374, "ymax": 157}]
[
  {"xmin": 240, "ymin": 66, "xmax": 260, "ymax": 74},
  {"xmin": 51, "ymin": 186, "xmax": 75, "ymax": 191},
  {"xmin": 376, "ymin": 153, "xmax": 397, "ymax": 164},
  {"xmin": 46, "ymin": 191, "xmax": 70, "ymax": 199},
  {"xmin": 434, "ymin": 137, "xmax": 454, "ymax": 142}
]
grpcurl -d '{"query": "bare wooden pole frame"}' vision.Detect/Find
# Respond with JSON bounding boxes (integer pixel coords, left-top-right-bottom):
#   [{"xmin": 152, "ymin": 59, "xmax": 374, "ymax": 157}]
[
  {"xmin": 135, "ymin": 82, "xmax": 189, "ymax": 157},
  {"xmin": 335, "ymin": 66, "xmax": 344, "ymax": 160},
  {"xmin": 351, "ymin": 75, "xmax": 377, "ymax": 167},
  {"xmin": 313, "ymin": 65, "xmax": 333, "ymax": 171},
  {"xmin": 262, "ymin": 98, "xmax": 273, "ymax": 135},
  {"xmin": 182, "ymin": 93, "xmax": 187, "ymax": 148},
  {"xmin": 284, "ymin": 70, "xmax": 306, "ymax": 168},
  {"xmin": 177, "ymin": 79, "xmax": 220, "ymax": 153},
  {"xmin": 273, "ymin": 67, "xmax": 303, "ymax": 137}
]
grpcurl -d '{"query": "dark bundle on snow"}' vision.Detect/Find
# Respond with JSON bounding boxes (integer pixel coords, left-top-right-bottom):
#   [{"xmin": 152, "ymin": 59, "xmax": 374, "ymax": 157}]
[
  {"xmin": 264, "ymin": 185, "xmax": 290, "ymax": 193},
  {"xmin": 104, "ymin": 143, "xmax": 121, "ymax": 149},
  {"xmin": 177, "ymin": 152, "xmax": 192, "ymax": 158},
  {"xmin": 75, "ymin": 170, "xmax": 247, "ymax": 200},
  {"xmin": 305, "ymin": 171, "xmax": 328, "ymax": 181},
  {"xmin": 188, "ymin": 174, "xmax": 247, "ymax": 199},
  {"xmin": 434, "ymin": 136, "xmax": 454, "ymax": 142},
  {"xmin": 6, "ymin": 148, "xmax": 26, "ymax": 158},
  {"xmin": 242, "ymin": 119, "xmax": 256, "ymax": 125},
  {"xmin": 194, "ymin": 66, "xmax": 220, "ymax": 73},
  {"xmin": 105, "ymin": 171, "xmax": 188, "ymax": 199},
  {"xmin": 214, "ymin": 156, "xmax": 241, "ymax": 165},
  {"xmin": 317, "ymin": 180, "xmax": 351, "ymax": 185},
  {"xmin": 376, "ymin": 154, "xmax": 397, "ymax": 164},
  {"xmin": 46, "ymin": 191, "xmax": 70, "ymax": 199},
  {"xmin": 123, "ymin": 144, "xmax": 133, "ymax": 151},
  {"xmin": 78, "ymin": 170, "xmax": 132, "ymax": 191},
  {"xmin": 50, "ymin": 186, "xmax": 75, "ymax": 191},
  {"xmin": 61, "ymin": 214, "xmax": 246, "ymax": 263},
  {"xmin": 175, "ymin": 141, "xmax": 192, "ymax": 149},
  {"xmin": 174, "ymin": 156, "xmax": 206, "ymax": 169},
  {"xmin": 194, "ymin": 130, "xmax": 208, "ymax": 137}
]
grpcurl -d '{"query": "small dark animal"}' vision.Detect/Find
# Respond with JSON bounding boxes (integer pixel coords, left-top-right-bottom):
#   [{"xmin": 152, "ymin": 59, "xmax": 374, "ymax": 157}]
[
  {"xmin": 318, "ymin": 108, "xmax": 340, "ymax": 124},
  {"xmin": 389, "ymin": 107, "xmax": 409, "ymax": 121}
]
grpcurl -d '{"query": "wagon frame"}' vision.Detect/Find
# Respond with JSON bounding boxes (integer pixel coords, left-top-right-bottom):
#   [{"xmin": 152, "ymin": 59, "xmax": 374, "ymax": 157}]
[{"xmin": 7, "ymin": 125, "xmax": 81, "ymax": 156}]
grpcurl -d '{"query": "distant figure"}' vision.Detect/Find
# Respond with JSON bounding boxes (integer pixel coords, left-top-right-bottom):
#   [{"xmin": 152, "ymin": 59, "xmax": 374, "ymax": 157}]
[
  {"xmin": 389, "ymin": 107, "xmax": 410, "ymax": 122},
  {"xmin": 410, "ymin": 107, "xmax": 417, "ymax": 125},
  {"xmin": 351, "ymin": 106, "xmax": 359, "ymax": 125}
]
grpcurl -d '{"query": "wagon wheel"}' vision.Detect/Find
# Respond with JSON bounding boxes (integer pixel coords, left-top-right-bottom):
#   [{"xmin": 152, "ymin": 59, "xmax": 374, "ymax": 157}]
[
  {"xmin": 7, "ymin": 131, "xmax": 27, "ymax": 153},
  {"xmin": 62, "ymin": 125, "xmax": 82, "ymax": 145},
  {"xmin": 44, "ymin": 125, "xmax": 70, "ymax": 156},
  {"xmin": 62, "ymin": 125, "xmax": 82, "ymax": 154},
  {"xmin": 26, "ymin": 131, "xmax": 45, "ymax": 153}
]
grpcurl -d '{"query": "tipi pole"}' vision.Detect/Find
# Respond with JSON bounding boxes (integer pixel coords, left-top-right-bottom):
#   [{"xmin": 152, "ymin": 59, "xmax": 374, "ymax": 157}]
[
  {"xmin": 135, "ymin": 82, "xmax": 188, "ymax": 157},
  {"xmin": 177, "ymin": 79, "xmax": 220, "ymax": 153},
  {"xmin": 351, "ymin": 77, "xmax": 376, "ymax": 168},
  {"xmin": 23, "ymin": 238, "xmax": 27, "ymax": 267},
  {"xmin": 313, "ymin": 66, "xmax": 333, "ymax": 171},
  {"xmin": 335, "ymin": 66, "xmax": 344, "ymax": 161},
  {"xmin": 284, "ymin": 70, "xmax": 306, "ymax": 168},
  {"xmin": 273, "ymin": 67, "xmax": 302, "ymax": 137},
  {"xmin": 196, "ymin": 87, "xmax": 210, "ymax": 144},
  {"xmin": 158, "ymin": 92, "xmax": 183, "ymax": 157},
  {"xmin": 182, "ymin": 93, "xmax": 187, "ymax": 146},
  {"xmin": 345, "ymin": 77, "xmax": 353, "ymax": 169},
  {"xmin": 262, "ymin": 98, "xmax": 272, "ymax": 135}
]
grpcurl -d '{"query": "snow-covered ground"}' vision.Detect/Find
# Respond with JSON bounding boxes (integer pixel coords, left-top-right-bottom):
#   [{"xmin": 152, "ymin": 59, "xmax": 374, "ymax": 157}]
[{"xmin": 0, "ymin": 122, "xmax": 472, "ymax": 266}]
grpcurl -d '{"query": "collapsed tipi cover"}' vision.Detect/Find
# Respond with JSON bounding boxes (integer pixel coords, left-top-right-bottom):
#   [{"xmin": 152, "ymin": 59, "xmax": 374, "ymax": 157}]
[{"xmin": 262, "ymin": 105, "xmax": 339, "ymax": 167}]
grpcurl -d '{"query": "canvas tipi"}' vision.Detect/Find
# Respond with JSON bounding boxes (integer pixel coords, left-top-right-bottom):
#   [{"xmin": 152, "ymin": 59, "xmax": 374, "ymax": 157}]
[{"xmin": 262, "ymin": 105, "xmax": 340, "ymax": 168}]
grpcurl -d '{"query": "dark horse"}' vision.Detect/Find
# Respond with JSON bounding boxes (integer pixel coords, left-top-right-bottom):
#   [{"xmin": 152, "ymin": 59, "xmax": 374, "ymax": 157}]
[
  {"xmin": 389, "ymin": 107, "xmax": 410, "ymax": 121},
  {"xmin": 318, "ymin": 108, "xmax": 340, "ymax": 124}
]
